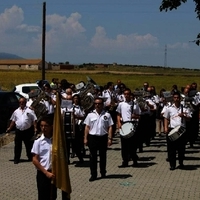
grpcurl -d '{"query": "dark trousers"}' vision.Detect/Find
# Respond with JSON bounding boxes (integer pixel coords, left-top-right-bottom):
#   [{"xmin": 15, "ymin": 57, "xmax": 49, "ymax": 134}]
[
  {"xmin": 14, "ymin": 126, "xmax": 34, "ymax": 161},
  {"xmin": 66, "ymin": 125, "xmax": 84, "ymax": 162},
  {"xmin": 166, "ymin": 133, "xmax": 186, "ymax": 167},
  {"xmin": 186, "ymin": 110, "xmax": 199, "ymax": 146},
  {"xmin": 88, "ymin": 134, "xmax": 108, "ymax": 177},
  {"xmin": 120, "ymin": 134, "xmax": 138, "ymax": 164},
  {"xmin": 36, "ymin": 170, "xmax": 57, "ymax": 200},
  {"xmin": 137, "ymin": 114, "xmax": 150, "ymax": 151},
  {"xmin": 108, "ymin": 110, "xmax": 117, "ymax": 137}
]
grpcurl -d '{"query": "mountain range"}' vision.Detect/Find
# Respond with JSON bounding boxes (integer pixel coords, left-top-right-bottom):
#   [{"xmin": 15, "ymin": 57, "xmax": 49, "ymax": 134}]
[{"xmin": 0, "ymin": 52, "xmax": 24, "ymax": 59}]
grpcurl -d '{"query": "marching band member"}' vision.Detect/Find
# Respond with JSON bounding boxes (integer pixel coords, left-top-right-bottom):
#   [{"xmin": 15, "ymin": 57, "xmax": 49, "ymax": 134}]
[
  {"xmin": 145, "ymin": 87, "xmax": 157, "ymax": 144},
  {"xmin": 7, "ymin": 97, "xmax": 37, "ymax": 164},
  {"xmin": 68, "ymin": 94, "xmax": 85, "ymax": 164},
  {"xmin": 114, "ymin": 79, "xmax": 122, "ymax": 91},
  {"xmin": 31, "ymin": 115, "xmax": 57, "ymax": 200},
  {"xmin": 61, "ymin": 88, "xmax": 73, "ymax": 100},
  {"xmin": 163, "ymin": 92, "xmax": 192, "ymax": 170},
  {"xmin": 156, "ymin": 89, "xmax": 166, "ymax": 136},
  {"xmin": 187, "ymin": 83, "xmax": 200, "ymax": 148},
  {"xmin": 102, "ymin": 82, "xmax": 118, "ymax": 137},
  {"xmin": 43, "ymin": 83, "xmax": 56, "ymax": 115},
  {"xmin": 84, "ymin": 97, "xmax": 113, "ymax": 182},
  {"xmin": 116, "ymin": 83, "xmax": 126, "ymax": 103},
  {"xmin": 116, "ymin": 88, "xmax": 141, "ymax": 168},
  {"xmin": 137, "ymin": 93, "xmax": 151, "ymax": 153}
]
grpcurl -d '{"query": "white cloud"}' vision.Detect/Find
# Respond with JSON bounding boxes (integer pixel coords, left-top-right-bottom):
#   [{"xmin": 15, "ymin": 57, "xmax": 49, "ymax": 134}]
[
  {"xmin": 32, "ymin": 12, "xmax": 86, "ymax": 49},
  {"xmin": 167, "ymin": 42, "xmax": 189, "ymax": 49},
  {"xmin": 90, "ymin": 26, "xmax": 159, "ymax": 51},
  {"xmin": 46, "ymin": 12, "xmax": 85, "ymax": 34},
  {"xmin": 0, "ymin": 5, "xmax": 24, "ymax": 32},
  {"xmin": 17, "ymin": 24, "xmax": 40, "ymax": 32}
]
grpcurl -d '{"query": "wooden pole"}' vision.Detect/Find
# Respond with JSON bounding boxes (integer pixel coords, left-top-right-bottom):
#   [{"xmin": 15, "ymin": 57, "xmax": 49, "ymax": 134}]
[{"xmin": 42, "ymin": 2, "xmax": 46, "ymax": 80}]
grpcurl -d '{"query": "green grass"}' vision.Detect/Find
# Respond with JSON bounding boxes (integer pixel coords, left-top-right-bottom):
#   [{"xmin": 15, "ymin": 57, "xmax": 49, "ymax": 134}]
[{"xmin": 0, "ymin": 68, "xmax": 199, "ymax": 93}]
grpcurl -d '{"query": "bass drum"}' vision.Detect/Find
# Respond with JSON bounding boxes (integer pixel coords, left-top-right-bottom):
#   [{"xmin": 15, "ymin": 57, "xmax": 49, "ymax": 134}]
[
  {"xmin": 168, "ymin": 125, "xmax": 186, "ymax": 141},
  {"xmin": 119, "ymin": 121, "xmax": 137, "ymax": 139}
]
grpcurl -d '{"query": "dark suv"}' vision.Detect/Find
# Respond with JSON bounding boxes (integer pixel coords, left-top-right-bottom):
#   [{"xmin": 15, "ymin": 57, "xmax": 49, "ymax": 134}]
[{"xmin": 0, "ymin": 91, "xmax": 23, "ymax": 134}]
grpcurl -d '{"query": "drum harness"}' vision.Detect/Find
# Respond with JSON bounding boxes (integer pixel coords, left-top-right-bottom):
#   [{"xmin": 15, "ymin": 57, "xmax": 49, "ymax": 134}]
[
  {"xmin": 120, "ymin": 101, "xmax": 138, "ymax": 135},
  {"xmin": 121, "ymin": 101, "xmax": 134, "ymax": 125},
  {"xmin": 168, "ymin": 104, "xmax": 186, "ymax": 141}
]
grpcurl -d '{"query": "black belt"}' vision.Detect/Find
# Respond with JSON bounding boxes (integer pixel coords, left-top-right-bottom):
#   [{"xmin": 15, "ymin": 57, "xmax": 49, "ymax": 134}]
[
  {"xmin": 16, "ymin": 127, "xmax": 32, "ymax": 131},
  {"xmin": 89, "ymin": 134, "xmax": 108, "ymax": 137}
]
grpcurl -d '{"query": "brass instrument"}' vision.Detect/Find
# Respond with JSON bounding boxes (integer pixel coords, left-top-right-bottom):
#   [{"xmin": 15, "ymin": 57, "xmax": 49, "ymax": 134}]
[
  {"xmin": 79, "ymin": 81, "xmax": 96, "ymax": 112},
  {"xmin": 162, "ymin": 91, "xmax": 173, "ymax": 103},
  {"xmin": 133, "ymin": 90, "xmax": 150, "ymax": 112},
  {"xmin": 180, "ymin": 93, "xmax": 195, "ymax": 112},
  {"xmin": 30, "ymin": 90, "xmax": 49, "ymax": 121}
]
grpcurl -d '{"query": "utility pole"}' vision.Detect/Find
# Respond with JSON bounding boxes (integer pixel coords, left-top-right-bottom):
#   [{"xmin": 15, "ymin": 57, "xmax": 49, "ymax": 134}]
[
  {"xmin": 164, "ymin": 44, "xmax": 167, "ymax": 68},
  {"xmin": 42, "ymin": 2, "xmax": 46, "ymax": 80}
]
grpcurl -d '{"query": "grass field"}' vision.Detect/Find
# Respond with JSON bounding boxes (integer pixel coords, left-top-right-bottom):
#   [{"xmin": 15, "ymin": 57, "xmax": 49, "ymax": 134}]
[{"xmin": 0, "ymin": 67, "xmax": 200, "ymax": 93}]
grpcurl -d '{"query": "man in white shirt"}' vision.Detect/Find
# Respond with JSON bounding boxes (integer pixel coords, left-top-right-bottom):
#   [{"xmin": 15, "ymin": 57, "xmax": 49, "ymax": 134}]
[
  {"xmin": 84, "ymin": 97, "xmax": 113, "ymax": 182},
  {"xmin": 116, "ymin": 88, "xmax": 141, "ymax": 168},
  {"xmin": 31, "ymin": 115, "xmax": 57, "ymax": 200},
  {"xmin": 6, "ymin": 97, "xmax": 37, "ymax": 164},
  {"xmin": 102, "ymin": 82, "xmax": 118, "ymax": 137},
  {"xmin": 163, "ymin": 92, "xmax": 192, "ymax": 170}
]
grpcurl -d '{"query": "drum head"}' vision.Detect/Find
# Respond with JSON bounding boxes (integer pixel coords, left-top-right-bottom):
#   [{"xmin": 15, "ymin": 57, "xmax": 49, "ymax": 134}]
[
  {"xmin": 120, "ymin": 122, "xmax": 134, "ymax": 138},
  {"xmin": 168, "ymin": 125, "xmax": 181, "ymax": 136}
]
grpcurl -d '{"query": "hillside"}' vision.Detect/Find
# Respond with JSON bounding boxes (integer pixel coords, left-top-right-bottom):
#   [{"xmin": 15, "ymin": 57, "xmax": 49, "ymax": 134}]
[{"xmin": 0, "ymin": 52, "xmax": 24, "ymax": 59}]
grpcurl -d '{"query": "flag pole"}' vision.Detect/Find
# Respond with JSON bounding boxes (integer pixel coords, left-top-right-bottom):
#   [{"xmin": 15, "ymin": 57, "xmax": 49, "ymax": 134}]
[
  {"xmin": 52, "ymin": 93, "xmax": 72, "ymax": 199},
  {"xmin": 42, "ymin": 1, "xmax": 46, "ymax": 80}
]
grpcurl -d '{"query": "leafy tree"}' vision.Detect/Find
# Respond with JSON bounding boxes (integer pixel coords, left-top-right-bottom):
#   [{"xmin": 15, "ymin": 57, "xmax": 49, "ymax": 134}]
[{"xmin": 160, "ymin": 0, "xmax": 200, "ymax": 45}]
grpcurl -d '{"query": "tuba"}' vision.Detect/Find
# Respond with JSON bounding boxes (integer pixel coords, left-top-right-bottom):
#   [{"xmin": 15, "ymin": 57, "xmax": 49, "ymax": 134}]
[
  {"xmin": 133, "ymin": 90, "xmax": 150, "ymax": 112},
  {"xmin": 30, "ymin": 90, "xmax": 49, "ymax": 121},
  {"xmin": 77, "ymin": 76, "xmax": 98, "ymax": 112},
  {"xmin": 79, "ymin": 81, "xmax": 95, "ymax": 112}
]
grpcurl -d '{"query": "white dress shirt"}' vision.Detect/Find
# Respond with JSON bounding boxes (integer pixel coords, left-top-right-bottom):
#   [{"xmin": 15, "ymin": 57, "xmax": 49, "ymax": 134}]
[{"xmin": 84, "ymin": 110, "xmax": 113, "ymax": 136}]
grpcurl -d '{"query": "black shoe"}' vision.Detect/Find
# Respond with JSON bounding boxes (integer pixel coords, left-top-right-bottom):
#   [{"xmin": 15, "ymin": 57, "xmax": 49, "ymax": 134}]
[
  {"xmin": 139, "ymin": 149, "xmax": 143, "ymax": 153},
  {"xmin": 177, "ymin": 164, "xmax": 184, "ymax": 169},
  {"xmin": 79, "ymin": 158, "xmax": 84, "ymax": 164},
  {"xmin": 71, "ymin": 153, "xmax": 75, "ymax": 158},
  {"xmin": 118, "ymin": 163, "xmax": 128, "ymax": 168},
  {"xmin": 132, "ymin": 162, "xmax": 138, "ymax": 167},
  {"xmin": 170, "ymin": 166, "xmax": 175, "ymax": 171},
  {"xmin": 89, "ymin": 176, "xmax": 97, "ymax": 182},
  {"xmin": 101, "ymin": 174, "xmax": 106, "ymax": 178},
  {"xmin": 14, "ymin": 160, "xmax": 19, "ymax": 164}
]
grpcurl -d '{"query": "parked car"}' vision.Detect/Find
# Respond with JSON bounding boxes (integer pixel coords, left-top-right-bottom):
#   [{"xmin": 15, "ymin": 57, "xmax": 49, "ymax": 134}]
[
  {"xmin": 0, "ymin": 91, "xmax": 23, "ymax": 133},
  {"xmin": 12, "ymin": 83, "xmax": 40, "ymax": 99}
]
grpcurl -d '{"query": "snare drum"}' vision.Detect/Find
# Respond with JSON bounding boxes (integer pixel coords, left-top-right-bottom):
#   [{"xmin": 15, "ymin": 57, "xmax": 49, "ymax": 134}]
[
  {"xmin": 168, "ymin": 125, "xmax": 186, "ymax": 141},
  {"xmin": 64, "ymin": 111, "xmax": 75, "ymax": 139},
  {"xmin": 119, "ymin": 122, "xmax": 137, "ymax": 139}
]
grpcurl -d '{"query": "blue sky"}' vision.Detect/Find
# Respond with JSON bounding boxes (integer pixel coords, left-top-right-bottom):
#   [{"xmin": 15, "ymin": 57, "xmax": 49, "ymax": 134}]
[{"xmin": 0, "ymin": 0, "xmax": 200, "ymax": 69}]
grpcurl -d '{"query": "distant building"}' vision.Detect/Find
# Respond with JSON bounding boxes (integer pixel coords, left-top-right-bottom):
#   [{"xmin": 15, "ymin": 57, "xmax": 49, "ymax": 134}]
[
  {"xmin": 60, "ymin": 64, "xmax": 75, "ymax": 70},
  {"xmin": 0, "ymin": 59, "xmax": 48, "ymax": 70},
  {"xmin": 95, "ymin": 64, "xmax": 108, "ymax": 68}
]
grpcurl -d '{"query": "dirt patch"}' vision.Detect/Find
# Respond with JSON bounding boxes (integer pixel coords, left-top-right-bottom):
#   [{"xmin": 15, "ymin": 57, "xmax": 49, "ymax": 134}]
[{"xmin": 48, "ymin": 70, "xmax": 156, "ymax": 75}]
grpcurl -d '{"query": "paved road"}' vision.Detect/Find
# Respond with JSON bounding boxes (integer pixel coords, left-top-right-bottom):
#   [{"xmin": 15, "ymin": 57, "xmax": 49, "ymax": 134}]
[{"xmin": 1, "ymin": 134, "xmax": 200, "ymax": 200}]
